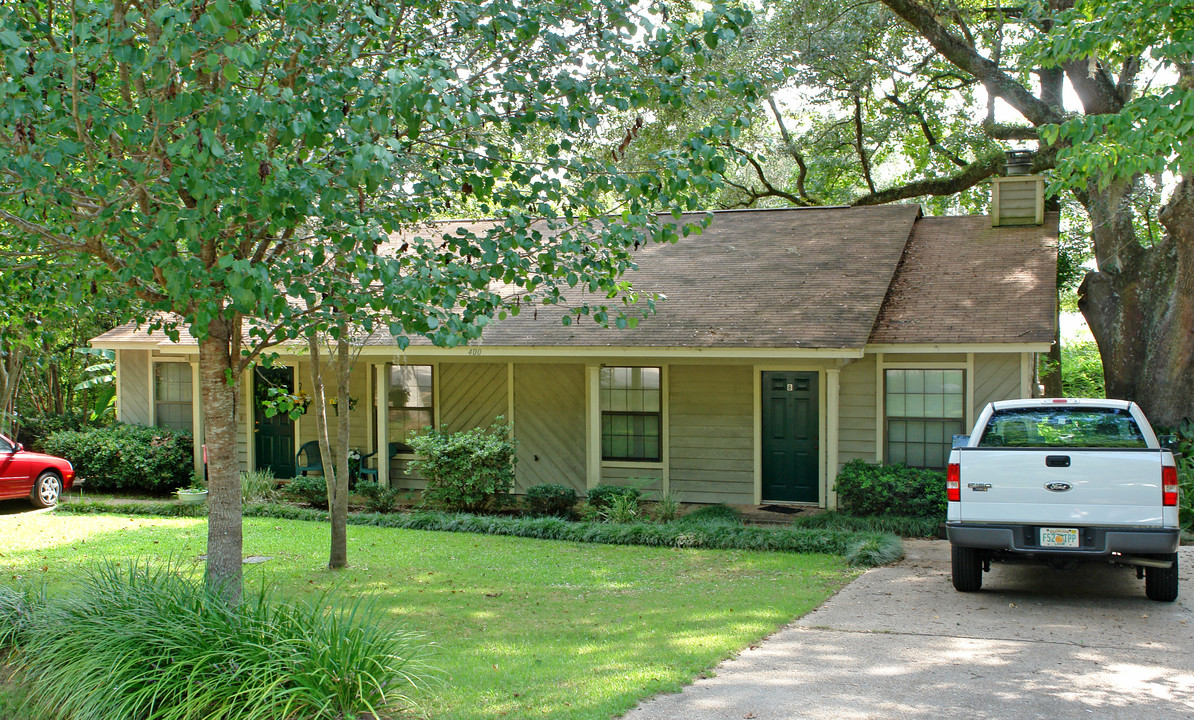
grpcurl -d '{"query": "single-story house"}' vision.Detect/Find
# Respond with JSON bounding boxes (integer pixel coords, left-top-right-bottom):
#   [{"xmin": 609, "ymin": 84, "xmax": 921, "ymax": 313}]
[{"xmin": 91, "ymin": 176, "xmax": 1057, "ymax": 508}]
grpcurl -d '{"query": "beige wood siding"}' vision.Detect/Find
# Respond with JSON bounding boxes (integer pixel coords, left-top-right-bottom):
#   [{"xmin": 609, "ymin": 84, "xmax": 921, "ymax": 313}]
[
  {"xmin": 119, "ymin": 350, "xmax": 152, "ymax": 426},
  {"xmin": 513, "ymin": 363, "xmax": 586, "ymax": 493},
  {"xmin": 838, "ymin": 355, "xmax": 876, "ymax": 467},
  {"xmin": 440, "ymin": 362, "xmax": 507, "ymax": 432},
  {"xmin": 974, "ymin": 353, "xmax": 1023, "ymax": 417},
  {"xmin": 880, "ymin": 353, "xmax": 966, "ymax": 364},
  {"xmin": 599, "ymin": 466, "xmax": 663, "ymax": 496},
  {"xmin": 668, "ymin": 365, "xmax": 753, "ymax": 504}
]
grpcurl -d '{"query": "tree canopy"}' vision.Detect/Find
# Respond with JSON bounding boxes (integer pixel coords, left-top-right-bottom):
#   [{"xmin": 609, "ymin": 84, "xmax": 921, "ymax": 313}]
[{"xmin": 0, "ymin": 0, "xmax": 759, "ymax": 599}]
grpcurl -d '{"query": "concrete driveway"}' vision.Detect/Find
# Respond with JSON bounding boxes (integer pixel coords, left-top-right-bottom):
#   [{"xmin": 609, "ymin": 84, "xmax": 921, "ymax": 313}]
[{"xmin": 623, "ymin": 539, "xmax": 1194, "ymax": 719}]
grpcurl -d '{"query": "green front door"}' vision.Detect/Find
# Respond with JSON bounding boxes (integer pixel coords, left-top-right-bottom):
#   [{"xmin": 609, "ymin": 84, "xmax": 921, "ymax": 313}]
[
  {"xmin": 254, "ymin": 367, "xmax": 296, "ymax": 479},
  {"xmin": 761, "ymin": 371, "xmax": 819, "ymax": 503}
]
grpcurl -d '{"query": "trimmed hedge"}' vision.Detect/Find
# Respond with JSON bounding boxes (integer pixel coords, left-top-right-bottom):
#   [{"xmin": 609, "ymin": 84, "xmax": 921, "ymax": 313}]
[
  {"xmin": 524, "ymin": 484, "xmax": 577, "ymax": 518},
  {"xmin": 57, "ymin": 501, "xmax": 904, "ymax": 567},
  {"xmin": 833, "ymin": 459, "xmax": 946, "ymax": 519},
  {"xmin": 41, "ymin": 424, "xmax": 193, "ymax": 495}
]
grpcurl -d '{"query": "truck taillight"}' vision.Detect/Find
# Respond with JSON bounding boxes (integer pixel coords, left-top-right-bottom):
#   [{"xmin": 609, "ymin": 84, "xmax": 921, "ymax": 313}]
[
  {"xmin": 1162, "ymin": 465, "xmax": 1178, "ymax": 507},
  {"xmin": 947, "ymin": 462, "xmax": 960, "ymax": 502}
]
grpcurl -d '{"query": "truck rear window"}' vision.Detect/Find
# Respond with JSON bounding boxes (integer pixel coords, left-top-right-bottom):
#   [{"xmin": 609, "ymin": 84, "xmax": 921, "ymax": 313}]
[{"xmin": 978, "ymin": 407, "xmax": 1148, "ymax": 448}]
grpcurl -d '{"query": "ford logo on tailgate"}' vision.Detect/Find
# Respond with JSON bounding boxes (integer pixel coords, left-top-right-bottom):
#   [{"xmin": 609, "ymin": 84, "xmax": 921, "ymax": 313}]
[{"xmin": 1044, "ymin": 482, "xmax": 1073, "ymax": 492}]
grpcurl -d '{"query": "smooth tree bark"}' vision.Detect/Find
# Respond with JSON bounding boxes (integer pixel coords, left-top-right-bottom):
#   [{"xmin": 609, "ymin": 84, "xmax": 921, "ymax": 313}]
[{"xmin": 306, "ymin": 324, "xmax": 353, "ymax": 570}]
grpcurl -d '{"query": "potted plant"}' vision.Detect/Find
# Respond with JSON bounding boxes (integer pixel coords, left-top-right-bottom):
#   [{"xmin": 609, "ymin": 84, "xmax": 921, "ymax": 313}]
[{"xmin": 176, "ymin": 480, "xmax": 208, "ymax": 505}]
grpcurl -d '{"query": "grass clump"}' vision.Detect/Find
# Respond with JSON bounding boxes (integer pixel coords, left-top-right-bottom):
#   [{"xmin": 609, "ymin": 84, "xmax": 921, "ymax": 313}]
[
  {"xmin": 678, "ymin": 503, "xmax": 742, "ymax": 526},
  {"xmin": 240, "ymin": 468, "xmax": 279, "ymax": 503},
  {"xmin": 6, "ymin": 562, "xmax": 431, "ymax": 720},
  {"xmin": 792, "ymin": 511, "xmax": 940, "ymax": 538}
]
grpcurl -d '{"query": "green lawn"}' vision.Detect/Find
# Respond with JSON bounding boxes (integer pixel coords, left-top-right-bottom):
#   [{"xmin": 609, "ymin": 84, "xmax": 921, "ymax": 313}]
[{"xmin": 0, "ymin": 511, "xmax": 857, "ymax": 720}]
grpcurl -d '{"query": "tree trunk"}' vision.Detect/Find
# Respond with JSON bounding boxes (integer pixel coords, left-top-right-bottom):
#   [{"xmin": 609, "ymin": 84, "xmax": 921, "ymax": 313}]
[
  {"xmin": 199, "ymin": 317, "xmax": 244, "ymax": 605},
  {"xmin": 307, "ymin": 328, "xmax": 352, "ymax": 570},
  {"xmin": 1079, "ymin": 177, "xmax": 1194, "ymax": 427}
]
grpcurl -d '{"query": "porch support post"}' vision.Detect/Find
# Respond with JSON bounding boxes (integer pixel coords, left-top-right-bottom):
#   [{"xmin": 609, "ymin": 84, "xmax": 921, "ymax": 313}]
[
  {"xmin": 826, "ymin": 366, "xmax": 841, "ymax": 510},
  {"xmin": 586, "ymin": 365, "xmax": 600, "ymax": 490},
  {"xmin": 375, "ymin": 363, "xmax": 389, "ymax": 488},
  {"xmin": 191, "ymin": 361, "xmax": 203, "ymax": 480}
]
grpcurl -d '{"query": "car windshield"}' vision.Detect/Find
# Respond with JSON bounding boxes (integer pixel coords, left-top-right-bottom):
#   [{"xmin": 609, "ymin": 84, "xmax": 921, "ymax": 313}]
[{"xmin": 978, "ymin": 407, "xmax": 1148, "ymax": 448}]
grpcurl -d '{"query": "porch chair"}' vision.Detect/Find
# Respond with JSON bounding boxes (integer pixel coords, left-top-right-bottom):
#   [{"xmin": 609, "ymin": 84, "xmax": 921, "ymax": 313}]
[
  {"xmin": 295, "ymin": 441, "xmax": 323, "ymax": 476},
  {"xmin": 358, "ymin": 442, "xmax": 402, "ymax": 482}
]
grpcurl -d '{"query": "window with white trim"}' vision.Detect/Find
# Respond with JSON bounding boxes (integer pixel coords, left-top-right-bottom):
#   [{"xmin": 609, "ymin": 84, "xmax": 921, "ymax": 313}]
[
  {"xmin": 885, "ymin": 369, "xmax": 964, "ymax": 469},
  {"xmin": 154, "ymin": 362, "xmax": 193, "ymax": 433},
  {"xmin": 600, "ymin": 366, "xmax": 661, "ymax": 462},
  {"xmin": 389, "ymin": 365, "xmax": 433, "ymax": 453}
]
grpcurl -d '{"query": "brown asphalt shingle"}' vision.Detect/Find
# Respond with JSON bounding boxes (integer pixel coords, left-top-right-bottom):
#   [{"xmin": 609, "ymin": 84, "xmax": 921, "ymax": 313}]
[
  {"xmin": 472, "ymin": 205, "xmax": 921, "ymax": 349},
  {"xmin": 868, "ymin": 213, "xmax": 1058, "ymax": 345}
]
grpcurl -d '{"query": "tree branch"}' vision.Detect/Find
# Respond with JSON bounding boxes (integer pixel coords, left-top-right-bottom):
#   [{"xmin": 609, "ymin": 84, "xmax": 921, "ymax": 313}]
[
  {"xmin": 853, "ymin": 96, "xmax": 876, "ymax": 194},
  {"xmin": 765, "ymin": 96, "xmax": 818, "ymax": 204},
  {"xmin": 852, "ymin": 150, "xmax": 1005, "ymax": 206},
  {"xmin": 885, "ymin": 93, "xmax": 968, "ymax": 168},
  {"xmin": 878, "ymin": 0, "xmax": 1065, "ymax": 127}
]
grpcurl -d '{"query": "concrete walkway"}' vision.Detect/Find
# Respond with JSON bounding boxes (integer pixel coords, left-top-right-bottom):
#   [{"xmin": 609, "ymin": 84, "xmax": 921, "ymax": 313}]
[{"xmin": 623, "ymin": 540, "xmax": 1194, "ymax": 719}]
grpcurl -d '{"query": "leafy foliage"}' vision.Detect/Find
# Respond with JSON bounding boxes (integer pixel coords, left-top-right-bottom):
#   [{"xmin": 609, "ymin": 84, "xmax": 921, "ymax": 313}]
[
  {"xmin": 524, "ymin": 484, "xmax": 578, "ymax": 518},
  {"xmin": 240, "ymin": 468, "xmax": 280, "ymax": 504},
  {"xmin": 791, "ymin": 510, "xmax": 940, "ymax": 539},
  {"xmin": 285, "ymin": 474, "xmax": 330, "ymax": 510},
  {"xmin": 678, "ymin": 503, "xmax": 743, "ymax": 526},
  {"xmin": 1061, "ymin": 340, "xmax": 1106, "ymax": 398},
  {"xmin": 355, "ymin": 481, "xmax": 404, "ymax": 514},
  {"xmin": 649, "ymin": 492, "xmax": 683, "ymax": 523},
  {"xmin": 41, "ymin": 424, "xmax": 192, "ymax": 494},
  {"xmin": 600, "ymin": 494, "xmax": 641, "ymax": 524},
  {"xmin": 408, "ymin": 423, "xmax": 516, "ymax": 513},
  {"xmin": 6, "ymin": 562, "xmax": 432, "ymax": 720},
  {"xmin": 833, "ymin": 459, "xmax": 947, "ymax": 520},
  {"xmin": 586, "ymin": 484, "xmax": 643, "ymax": 510}
]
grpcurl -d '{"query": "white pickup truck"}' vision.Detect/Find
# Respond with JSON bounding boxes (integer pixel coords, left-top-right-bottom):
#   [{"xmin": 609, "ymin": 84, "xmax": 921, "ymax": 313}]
[{"xmin": 947, "ymin": 398, "xmax": 1181, "ymax": 602}]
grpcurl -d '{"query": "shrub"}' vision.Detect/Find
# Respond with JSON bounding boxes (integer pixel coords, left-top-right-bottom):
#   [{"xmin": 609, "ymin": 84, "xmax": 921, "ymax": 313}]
[
  {"xmin": 678, "ymin": 503, "xmax": 742, "ymax": 526},
  {"xmin": 13, "ymin": 410, "xmax": 94, "ymax": 452},
  {"xmin": 586, "ymin": 483, "xmax": 642, "ymax": 510},
  {"xmin": 1061, "ymin": 339, "xmax": 1105, "ymax": 398},
  {"xmin": 8, "ymin": 562, "xmax": 433, "ymax": 720},
  {"xmin": 833, "ymin": 459, "xmax": 946, "ymax": 519},
  {"xmin": 285, "ymin": 474, "xmax": 329, "ymax": 510},
  {"xmin": 524, "ymin": 484, "xmax": 577, "ymax": 517},
  {"xmin": 41, "ymin": 424, "xmax": 193, "ymax": 495},
  {"xmin": 408, "ymin": 422, "xmax": 516, "ymax": 513},
  {"xmin": 356, "ymin": 481, "xmax": 403, "ymax": 514}
]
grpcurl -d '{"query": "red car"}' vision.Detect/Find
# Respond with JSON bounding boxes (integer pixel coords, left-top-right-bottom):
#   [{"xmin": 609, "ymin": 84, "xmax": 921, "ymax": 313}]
[{"xmin": 0, "ymin": 434, "xmax": 75, "ymax": 507}]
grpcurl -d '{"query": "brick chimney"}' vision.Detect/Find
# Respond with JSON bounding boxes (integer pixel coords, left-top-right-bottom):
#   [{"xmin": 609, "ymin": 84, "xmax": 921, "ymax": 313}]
[{"xmin": 991, "ymin": 150, "xmax": 1044, "ymax": 227}]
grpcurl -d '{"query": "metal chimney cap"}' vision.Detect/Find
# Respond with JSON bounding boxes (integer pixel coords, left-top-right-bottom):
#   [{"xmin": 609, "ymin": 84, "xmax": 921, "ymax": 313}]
[{"xmin": 1005, "ymin": 149, "xmax": 1035, "ymax": 176}]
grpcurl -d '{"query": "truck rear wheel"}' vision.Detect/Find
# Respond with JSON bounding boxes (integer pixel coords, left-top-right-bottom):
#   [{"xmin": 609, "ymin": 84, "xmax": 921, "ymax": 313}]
[
  {"xmin": 951, "ymin": 545, "xmax": 983, "ymax": 592},
  {"xmin": 1145, "ymin": 552, "xmax": 1179, "ymax": 602}
]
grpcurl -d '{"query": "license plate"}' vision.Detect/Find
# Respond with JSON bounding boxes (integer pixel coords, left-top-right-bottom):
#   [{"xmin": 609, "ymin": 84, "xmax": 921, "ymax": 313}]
[{"xmin": 1040, "ymin": 527, "xmax": 1080, "ymax": 548}]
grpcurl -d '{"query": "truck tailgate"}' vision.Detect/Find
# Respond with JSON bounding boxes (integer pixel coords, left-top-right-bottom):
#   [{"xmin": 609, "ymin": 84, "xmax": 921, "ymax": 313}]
[{"xmin": 956, "ymin": 448, "xmax": 1164, "ymax": 525}]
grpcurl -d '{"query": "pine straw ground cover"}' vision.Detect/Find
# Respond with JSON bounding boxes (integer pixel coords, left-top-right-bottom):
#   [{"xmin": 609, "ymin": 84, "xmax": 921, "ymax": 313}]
[{"xmin": 0, "ymin": 511, "xmax": 860, "ymax": 720}]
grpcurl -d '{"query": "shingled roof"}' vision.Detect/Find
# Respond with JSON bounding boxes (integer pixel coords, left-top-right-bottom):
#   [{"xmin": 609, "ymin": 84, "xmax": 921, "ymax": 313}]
[
  {"xmin": 92, "ymin": 205, "xmax": 1057, "ymax": 352},
  {"xmin": 868, "ymin": 213, "xmax": 1058, "ymax": 345},
  {"xmin": 468, "ymin": 204, "xmax": 921, "ymax": 349}
]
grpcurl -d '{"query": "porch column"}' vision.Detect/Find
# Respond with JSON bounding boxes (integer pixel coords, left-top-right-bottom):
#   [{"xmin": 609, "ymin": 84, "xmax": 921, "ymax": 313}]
[
  {"xmin": 586, "ymin": 365, "xmax": 600, "ymax": 490},
  {"xmin": 191, "ymin": 361, "xmax": 203, "ymax": 481},
  {"xmin": 374, "ymin": 363, "xmax": 389, "ymax": 488},
  {"xmin": 826, "ymin": 366, "xmax": 841, "ymax": 510}
]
